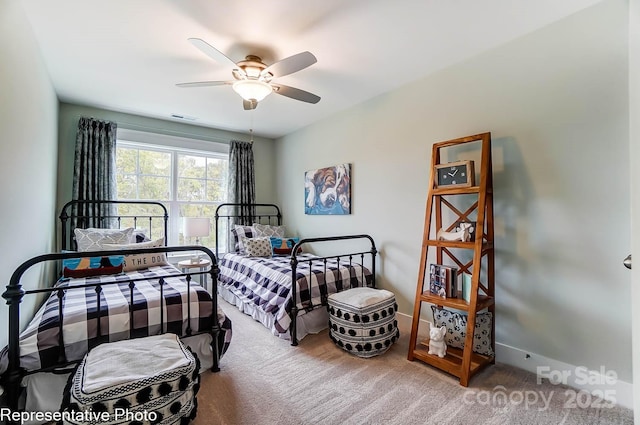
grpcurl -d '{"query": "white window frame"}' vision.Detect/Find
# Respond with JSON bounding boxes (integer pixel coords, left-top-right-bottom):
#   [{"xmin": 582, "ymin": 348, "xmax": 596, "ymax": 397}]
[{"xmin": 116, "ymin": 129, "xmax": 229, "ymax": 249}]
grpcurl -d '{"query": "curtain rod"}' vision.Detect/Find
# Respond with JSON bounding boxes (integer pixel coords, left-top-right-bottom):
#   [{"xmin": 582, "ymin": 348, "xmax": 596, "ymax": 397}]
[{"xmin": 116, "ymin": 121, "xmax": 247, "ymax": 144}]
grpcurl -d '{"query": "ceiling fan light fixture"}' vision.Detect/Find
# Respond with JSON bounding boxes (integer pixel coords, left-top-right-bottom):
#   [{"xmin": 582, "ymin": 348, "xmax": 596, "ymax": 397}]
[{"xmin": 232, "ymin": 79, "xmax": 273, "ymax": 102}]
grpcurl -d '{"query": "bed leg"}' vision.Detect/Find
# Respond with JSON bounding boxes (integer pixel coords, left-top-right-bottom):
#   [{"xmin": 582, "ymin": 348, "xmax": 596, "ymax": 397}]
[
  {"xmin": 209, "ymin": 329, "xmax": 220, "ymax": 372},
  {"xmin": 210, "ymin": 322, "xmax": 221, "ymax": 372},
  {"xmin": 5, "ymin": 370, "xmax": 22, "ymax": 413},
  {"xmin": 290, "ymin": 306, "xmax": 298, "ymax": 346},
  {"xmin": 210, "ymin": 352, "xmax": 220, "ymax": 372},
  {"xmin": 3, "ymin": 276, "xmax": 25, "ymax": 417},
  {"xmin": 210, "ymin": 265, "xmax": 221, "ymax": 372}
]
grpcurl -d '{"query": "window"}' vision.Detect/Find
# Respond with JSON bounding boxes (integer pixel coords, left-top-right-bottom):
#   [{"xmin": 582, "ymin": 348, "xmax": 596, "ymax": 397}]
[{"xmin": 115, "ymin": 129, "xmax": 229, "ymax": 250}]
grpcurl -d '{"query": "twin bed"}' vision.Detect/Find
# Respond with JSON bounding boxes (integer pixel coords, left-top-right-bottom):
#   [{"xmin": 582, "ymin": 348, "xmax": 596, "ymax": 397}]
[
  {"xmin": 0, "ymin": 201, "xmax": 231, "ymax": 414},
  {"xmin": 214, "ymin": 203, "xmax": 377, "ymax": 345},
  {"xmin": 1, "ymin": 200, "xmax": 376, "ymax": 416}
]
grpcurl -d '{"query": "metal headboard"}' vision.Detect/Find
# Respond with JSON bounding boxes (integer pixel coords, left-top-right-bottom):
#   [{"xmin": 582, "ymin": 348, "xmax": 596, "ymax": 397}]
[
  {"xmin": 214, "ymin": 203, "xmax": 282, "ymax": 258},
  {"xmin": 59, "ymin": 200, "xmax": 169, "ymax": 251}
]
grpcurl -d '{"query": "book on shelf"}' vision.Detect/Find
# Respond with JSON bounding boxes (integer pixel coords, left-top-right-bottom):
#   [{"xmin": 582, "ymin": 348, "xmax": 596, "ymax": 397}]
[
  {"xmin": 429, "ymin": 263, "xmax": 458, "ymax": 298},
  {"xmin": 461, "ymin": 272, "xmax": 472, "ymax": 303}
]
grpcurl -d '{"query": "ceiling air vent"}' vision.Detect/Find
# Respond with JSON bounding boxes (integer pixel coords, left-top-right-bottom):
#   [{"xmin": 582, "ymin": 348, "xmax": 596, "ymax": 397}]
[{"xmin": 170, "ymin": 113, "xmax": 197, "ymax": 121}]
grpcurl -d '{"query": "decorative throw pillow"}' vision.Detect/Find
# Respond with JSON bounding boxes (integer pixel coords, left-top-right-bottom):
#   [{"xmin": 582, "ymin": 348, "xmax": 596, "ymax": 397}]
[
  {"xmin": 269, "ymin": 237, "xmax": 301, "ymax": 256},
  {"xmin": 74, "ymin": 227, "xmax": 134, "ymax": 252},
  {"xmin": 252, "ymin": 223, "xmax": 286, "ymax": 238},
  {"xmin": 231, "ymin": 225, "xmax": 256, "ymax": 253},
  {"xmin": 62, "ymin": 255, "xmax": 125, "ymax": 278},
  {"xmin": 102, "ymin": 238, "xmax": 168, "ymax": 272},
  {"xmin": 243, "ymin": 237, "xmax": 273, "ymax": 258},
  {"xmin": 430, "ymin": 306, "xmax": 494, "ymax": 357}
]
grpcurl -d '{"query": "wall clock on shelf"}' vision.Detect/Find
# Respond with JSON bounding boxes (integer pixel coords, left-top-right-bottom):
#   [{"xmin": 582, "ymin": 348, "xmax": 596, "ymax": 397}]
[{"xmin": 434, "ymin": 160, "xmax": 475, "ymax": 188}]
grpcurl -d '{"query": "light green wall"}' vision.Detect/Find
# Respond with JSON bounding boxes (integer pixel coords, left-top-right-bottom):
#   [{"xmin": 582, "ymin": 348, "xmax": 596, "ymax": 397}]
[
  {"xmin": 0, "ymin": 0, "xmax": 59, "ymax": 347},
  {"xmin": 275, "ymin": 0, "xmax": 632, "ymax": 381},
  {"xmin": 57, "ymin": 102, "xmax": 277, "ymax": 223}
]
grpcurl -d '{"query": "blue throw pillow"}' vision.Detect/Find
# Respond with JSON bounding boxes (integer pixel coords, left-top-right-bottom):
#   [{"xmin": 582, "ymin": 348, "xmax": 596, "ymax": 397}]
[
  {"xmin": 270, "ymin": 237, "xmax": 300, "ymax": 255},
  {"xmin": 62, "ymin": 255, "xmax": 125, "ymax": 278}
]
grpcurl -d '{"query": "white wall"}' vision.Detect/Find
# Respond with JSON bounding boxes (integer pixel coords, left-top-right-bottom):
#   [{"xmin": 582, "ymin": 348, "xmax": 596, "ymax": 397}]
[
  {"xmin": 275, "ymin": 0, "xmax": 632, "ymax": 384},
  {"xmin": 0, "ymin": 0, "xmax": 59, "ymax": 347}
]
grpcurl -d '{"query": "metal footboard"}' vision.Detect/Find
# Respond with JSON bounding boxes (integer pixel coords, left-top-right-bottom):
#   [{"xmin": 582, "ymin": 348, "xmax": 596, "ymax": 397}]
[{"xmin": 289, "ymin": 234, "xmax": 377, "ymax": 346}]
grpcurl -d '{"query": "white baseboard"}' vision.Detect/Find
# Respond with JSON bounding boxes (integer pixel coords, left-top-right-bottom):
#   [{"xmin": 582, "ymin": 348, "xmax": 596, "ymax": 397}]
[
  {"xmin": 496, "ymin": 343, "xmax": 633, "ymax": 410},
  {"xmin": 397, "ymin": 313, "xmax": 633, "ymax": 410}
]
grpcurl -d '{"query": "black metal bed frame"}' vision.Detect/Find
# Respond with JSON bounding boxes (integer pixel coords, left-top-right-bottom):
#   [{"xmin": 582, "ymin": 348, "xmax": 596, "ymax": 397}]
[
  {"xmin": 214, "ymin": 202, "xmax": 377, "ymax": 346},
  {"xmin": 1, "ymin": 200, "xmax": 221, "ymax": 413},
  {"xmin": 59, "ymin": 199, "xmax": 169, "ymax": 251},
  {"xmin": 214, "ymin": 202, "xmax": 283, "ymax": 259}
]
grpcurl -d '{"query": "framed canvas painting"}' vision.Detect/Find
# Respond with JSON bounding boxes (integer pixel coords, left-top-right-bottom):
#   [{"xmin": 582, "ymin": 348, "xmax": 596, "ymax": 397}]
[{"xmin": 304, "ymin": 163, "xmax": 351, "ymax": 215}]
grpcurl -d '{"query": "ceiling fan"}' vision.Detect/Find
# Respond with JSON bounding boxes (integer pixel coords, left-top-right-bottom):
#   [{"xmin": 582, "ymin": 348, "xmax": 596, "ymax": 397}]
[{"xmin": 176, "ymin": 38, "xmax": 321, "ymax": 110}]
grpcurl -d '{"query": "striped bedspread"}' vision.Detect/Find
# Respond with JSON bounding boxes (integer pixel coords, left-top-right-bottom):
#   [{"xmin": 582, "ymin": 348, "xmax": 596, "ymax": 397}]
[
  {"xmin": 218, "ymin": 253, "xmax": 372, "ymax": 336},
  {"xmin": 0, "ymin": 264, "xmax": 231, "ymax": 374}
]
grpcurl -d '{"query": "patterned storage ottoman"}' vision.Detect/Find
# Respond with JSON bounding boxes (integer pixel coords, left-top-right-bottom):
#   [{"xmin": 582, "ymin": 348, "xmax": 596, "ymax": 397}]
[
  {"xmin": 60, "ymin": 333, "xmax": 200, "ymax": 425},
  {"xmin": 328, "ymin": 287, "xmax": 399, "ymax": 358}
]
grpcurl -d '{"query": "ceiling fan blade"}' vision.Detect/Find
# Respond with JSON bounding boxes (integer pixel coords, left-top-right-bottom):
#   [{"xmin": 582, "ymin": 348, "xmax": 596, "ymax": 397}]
[
  {"xmin": 188, "ymin": 38, "xmax": 246, "ymax": 77},
  {"xmin": 271, "ymin": 84, "xmax": 320, "ymax": 104},
  {"xmin": 261, "ymin": 51, "xmax": 317, "ymax": 78},
  {"xmin": 176, "ymin": 81, "xmax": 231, "ymax": 88},
  {"xmin": 243, "ymin": 99, "xmax": 258, "ymax": 110}
]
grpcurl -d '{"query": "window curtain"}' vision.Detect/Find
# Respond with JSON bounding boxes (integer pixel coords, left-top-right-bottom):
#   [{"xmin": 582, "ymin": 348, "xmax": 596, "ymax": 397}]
[
  {"xmin": 228, "ymin": 140, "xmax": 256, "ymax": 228},
  {"xmin": 71, "ymin": 117, "xmax": 118, "ymax": 228}
]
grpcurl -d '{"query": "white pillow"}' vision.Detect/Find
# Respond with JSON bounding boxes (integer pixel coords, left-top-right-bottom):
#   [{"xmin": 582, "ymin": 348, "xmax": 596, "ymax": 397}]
[
  {"xmin": 232, "ymin": 225, "xmax": 256, "ymax": 253},
  {"xmin": 74, "ymin": 227, "xmax": 134, "ymax": 252},
  {"xmin": 102, "ymin": 238, "xmax": 168, "ymax": 271},
  {"xmin": 243, "ymin": 237, "xmax": 273, "ymax": 258},
  {"xmin": 252, "ymin": 223, "xmax": 286, "ymax": 238}
]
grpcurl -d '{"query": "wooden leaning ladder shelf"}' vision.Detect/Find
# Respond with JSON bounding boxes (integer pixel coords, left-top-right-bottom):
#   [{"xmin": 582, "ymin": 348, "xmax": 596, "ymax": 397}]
[{"xmin": 407, "ymin": 132, "xmax": 495, "ymax": 386}]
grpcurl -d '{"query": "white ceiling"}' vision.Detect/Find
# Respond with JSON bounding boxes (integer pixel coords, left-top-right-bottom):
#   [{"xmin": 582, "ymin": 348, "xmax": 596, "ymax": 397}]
[{"xmin": 21, "ymin": 0, "xmax": 602, "ymax": 139}]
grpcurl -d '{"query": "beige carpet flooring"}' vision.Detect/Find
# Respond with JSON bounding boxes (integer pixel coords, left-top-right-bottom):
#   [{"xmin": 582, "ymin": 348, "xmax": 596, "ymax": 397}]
[{"xmin": 194, "ymin": 301, "xmax": 634, "ymax": 425}]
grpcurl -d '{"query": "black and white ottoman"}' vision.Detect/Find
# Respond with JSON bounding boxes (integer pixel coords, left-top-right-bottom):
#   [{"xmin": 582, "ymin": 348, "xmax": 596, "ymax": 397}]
[
  {"xmin": 328, "ymin": 287, "xmax": 399, "ymax": 358},
  {"xmin": 60, "ymin": 333, "xmax": 200, "ymax": 425}
]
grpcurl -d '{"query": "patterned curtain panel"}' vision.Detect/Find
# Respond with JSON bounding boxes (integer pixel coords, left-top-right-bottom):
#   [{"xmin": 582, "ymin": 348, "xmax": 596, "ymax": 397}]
[
  {"xmin": 71, "ymin": 117, "xmax": 118, "ymax": 228},
  {"xmin": 228, "ymin": 140, "xmax": 256, "ymax": 227}
]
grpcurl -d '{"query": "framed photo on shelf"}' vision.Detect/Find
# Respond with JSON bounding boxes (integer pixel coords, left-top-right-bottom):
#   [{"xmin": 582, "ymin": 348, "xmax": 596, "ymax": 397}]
[{"xmin": 429, "ymin": 264, "xmax": 458, "ymax": 298}]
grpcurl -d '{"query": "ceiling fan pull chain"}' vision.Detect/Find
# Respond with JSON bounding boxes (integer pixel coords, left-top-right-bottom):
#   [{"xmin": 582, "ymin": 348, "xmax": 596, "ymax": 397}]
[{"xmin": 250, "ymin": 110, "xmax": 255, "ymax": 144}]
